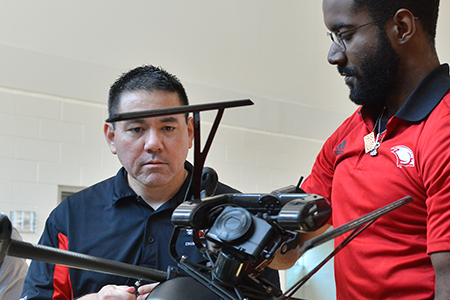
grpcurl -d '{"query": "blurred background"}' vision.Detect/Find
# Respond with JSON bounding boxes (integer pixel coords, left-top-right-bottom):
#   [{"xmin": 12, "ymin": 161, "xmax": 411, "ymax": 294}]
[{"xmin": 1, "ymin": 1, "xmax": 449, "ymax": 299}]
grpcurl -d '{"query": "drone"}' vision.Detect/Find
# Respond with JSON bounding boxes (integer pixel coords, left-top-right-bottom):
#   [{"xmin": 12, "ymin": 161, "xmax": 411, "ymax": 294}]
[{"xmin": 0, "ymin": 99, "xmax": 412, "ymax": 300}]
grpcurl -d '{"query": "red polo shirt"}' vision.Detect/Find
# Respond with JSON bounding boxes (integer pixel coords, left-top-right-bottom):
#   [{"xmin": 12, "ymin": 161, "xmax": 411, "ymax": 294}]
[{"xmin": 302, "ymin": 64, "xmax": 450, "ymax": 299}]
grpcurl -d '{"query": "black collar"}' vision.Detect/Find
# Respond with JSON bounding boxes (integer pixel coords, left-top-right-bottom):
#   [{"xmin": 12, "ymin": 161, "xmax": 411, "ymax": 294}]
[
  {"xmin": 359, "ymin": 64, "xmax": 450, "ymax": 125},
  {"xmin": 112, "ymin": 167, "xmax": 137, "ymax": 206},
  {"xmin": 395, "ymin": 64, "xmax": 450, "ymax": 122}
]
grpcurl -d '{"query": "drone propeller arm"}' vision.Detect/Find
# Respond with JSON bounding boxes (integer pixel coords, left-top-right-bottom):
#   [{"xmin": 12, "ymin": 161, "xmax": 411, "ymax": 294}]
[
  {"xmin": 298, "ymin": 196, "xmax": 413, "ymax": 253},
  {"xmin": 0, "ymin": 213, "xmax": 168, "ymax": 282},
  {"xmin": 7, "ymin": 239, "xmax": 168, "ymax": 282}
]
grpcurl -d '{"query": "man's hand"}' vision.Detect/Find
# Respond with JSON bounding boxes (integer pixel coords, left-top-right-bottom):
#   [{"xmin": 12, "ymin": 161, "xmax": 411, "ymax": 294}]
[
  {"xmin": 269, "ymin": 225, "xmax": 330, "ymax": 270},
  {"xmin": 78, "ymin": 285, "xmax": 136, "ymax": 300},
  {"xmin": 77, "ymin": 283, "xmax": 160, "ymax": 300}
]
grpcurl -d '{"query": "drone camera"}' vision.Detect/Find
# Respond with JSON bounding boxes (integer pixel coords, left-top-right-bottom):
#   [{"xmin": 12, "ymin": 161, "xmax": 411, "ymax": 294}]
[{"xmin": 205, "ymin": 206, "xmax": 276, "ymax": 260}]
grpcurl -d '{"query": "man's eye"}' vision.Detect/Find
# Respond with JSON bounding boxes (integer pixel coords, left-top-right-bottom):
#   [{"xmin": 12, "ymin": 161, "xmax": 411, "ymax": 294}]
[
  {"xmin": 164, "ymin": 126, "xmax": 175, "ymax": 132},
  {"xmin": 341, "ymin": 34, "xmax": 353, "ymax": 41},
  {"xmin": 130, "ymin": 127, "xmax": 143, "ymax": 133}
]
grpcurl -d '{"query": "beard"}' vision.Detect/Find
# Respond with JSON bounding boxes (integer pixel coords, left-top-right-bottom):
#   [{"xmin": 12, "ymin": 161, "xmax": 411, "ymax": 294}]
[{"xmin": 339, "ymin": 28, "xmax": 401, "ymax": 108}]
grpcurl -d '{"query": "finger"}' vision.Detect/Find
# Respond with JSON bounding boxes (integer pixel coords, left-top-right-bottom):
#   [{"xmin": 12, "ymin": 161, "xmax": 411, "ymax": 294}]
[
  {"xmin": 137, "ymin": 282, "xmax": 159, "ymax": 295},
  {"xmin": 115, "ymin": 285, "xmax": 136, "ymax": 292},
  {"xmin": 124, "ymin": 286, "xmax": 137, "ymax": 294},
  {"xmin": 137, "ymin": 294, "xmax": 149, "ymax": 300},
  {"xmin": 97, "ymin": 285, "xmax": 137, "ymax": 300}
]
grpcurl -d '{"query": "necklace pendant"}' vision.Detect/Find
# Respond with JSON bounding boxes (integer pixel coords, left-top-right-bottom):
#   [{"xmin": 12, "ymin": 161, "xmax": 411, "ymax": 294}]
[
  {"xmin": 370, "ymin": 142, "xmax": 381, "ymax": 156},
  {"xmin": 364, "ymin": 132, "xmax": 376, "ymax": 153},
  {"xmin": 365, "ymin": 106, "xmax": 386, "ymax": 156}
]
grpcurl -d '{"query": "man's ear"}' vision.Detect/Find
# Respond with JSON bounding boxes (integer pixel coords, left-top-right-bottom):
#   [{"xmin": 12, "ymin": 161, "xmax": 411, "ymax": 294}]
[
  {"xmin": 104, "ymin": 123, "xmax": 117, "ymax": 155},
  {"xmin": 390, "ymin": 8, "xmax": 417, "ymax": 45},
  {"xmin": 187, "ymin": 116, "xmax": 194, "ymax": 149}
]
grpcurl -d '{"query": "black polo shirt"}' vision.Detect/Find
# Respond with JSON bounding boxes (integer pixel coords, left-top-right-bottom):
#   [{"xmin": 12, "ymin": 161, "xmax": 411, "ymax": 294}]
[{"xmin": 22, "ymin": 162, "xmax": 280, "ymax": 299}]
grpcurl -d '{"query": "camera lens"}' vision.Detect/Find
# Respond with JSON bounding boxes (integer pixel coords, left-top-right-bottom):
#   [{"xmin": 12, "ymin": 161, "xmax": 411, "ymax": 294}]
[{"xmin": 214, "ymin": 207, "xmax": 253, "ymax": 243}]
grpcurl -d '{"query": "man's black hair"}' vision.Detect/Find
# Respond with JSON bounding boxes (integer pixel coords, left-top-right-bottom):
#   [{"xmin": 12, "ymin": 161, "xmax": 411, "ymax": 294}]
[
  {"xmin": 352, "ymin": 0, "xmax": 440, "ymax": 45},
  {"xmin": 108, "ymin": 65, "xmax": 189, "ymax": 118}
]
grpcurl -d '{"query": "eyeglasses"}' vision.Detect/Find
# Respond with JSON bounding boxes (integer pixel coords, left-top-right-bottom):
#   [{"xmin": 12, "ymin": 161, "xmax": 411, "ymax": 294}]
[
  {"xmin": 327, "ymin": 16, "xmax": 417, "ymax": 52},
  {"xmin": 327, "ymin": 19, "xmax": 380, "ymax": 52}
]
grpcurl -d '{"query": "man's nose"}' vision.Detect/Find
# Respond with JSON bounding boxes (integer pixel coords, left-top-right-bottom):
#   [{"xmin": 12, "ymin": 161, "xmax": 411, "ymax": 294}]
[
  {"xmin": 327, "ymin": 43, "xmax": 347, "ymax": 65},
  {"xmin": 144, "ymin": 130, "xmax": 163, "ymax": 152}
]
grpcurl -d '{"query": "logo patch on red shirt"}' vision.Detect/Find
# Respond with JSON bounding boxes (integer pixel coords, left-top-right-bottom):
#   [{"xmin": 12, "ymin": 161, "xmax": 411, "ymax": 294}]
[
  {"xmin": 391, "ymin": 145, "xmax": 415, "ymax": 168},
  {"xmin": 335, "ymin": 140, "xmax": 347, "ymax": 155}
]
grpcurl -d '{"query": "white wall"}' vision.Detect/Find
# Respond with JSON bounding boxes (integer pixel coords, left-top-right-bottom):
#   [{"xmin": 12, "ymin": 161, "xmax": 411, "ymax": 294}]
[{"xmin": 1, "ymin": 1, "xmax": 450, "ymax": 299}]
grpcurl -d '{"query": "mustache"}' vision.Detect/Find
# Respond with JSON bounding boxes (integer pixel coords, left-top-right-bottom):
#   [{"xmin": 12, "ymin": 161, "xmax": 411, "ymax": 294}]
[{"xmin": 338, "ymin": 66, "xmax": 357, "ymax": 77}]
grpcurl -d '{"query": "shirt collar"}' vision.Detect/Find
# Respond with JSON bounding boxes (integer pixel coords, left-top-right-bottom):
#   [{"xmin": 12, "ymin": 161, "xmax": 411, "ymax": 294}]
[
  {"xmin": 395, "ymin": 63, "xmax": 450, "ymax": 122},
  {"xmin": 111, "ymin": 162, "xmax": 194, "ymax": 208},
  {"xmin": 111, "ymin": 167, "xmax": 137, "ymax": 206},
  {"xmin": 359, "ymin": 64, "xmax": 450, "ymax": 124}
]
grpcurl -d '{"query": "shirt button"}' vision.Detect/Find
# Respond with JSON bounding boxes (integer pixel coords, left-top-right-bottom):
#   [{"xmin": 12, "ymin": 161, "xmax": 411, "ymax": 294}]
[{"xmin": 147, "ymin": 236, "xmax": 155, "ymax": 244}]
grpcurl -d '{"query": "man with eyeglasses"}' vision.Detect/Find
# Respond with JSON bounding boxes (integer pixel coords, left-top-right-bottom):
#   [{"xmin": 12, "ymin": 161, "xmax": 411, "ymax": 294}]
[{"xmin": 278, "ymin": 0, "xmax": 450, "ymax": 299}]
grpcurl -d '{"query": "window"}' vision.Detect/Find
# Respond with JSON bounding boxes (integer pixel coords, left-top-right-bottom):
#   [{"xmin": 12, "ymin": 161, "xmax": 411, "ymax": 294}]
[{"xmin": 58, "ymin": 185, "xmax": 84, "ymax": 204}]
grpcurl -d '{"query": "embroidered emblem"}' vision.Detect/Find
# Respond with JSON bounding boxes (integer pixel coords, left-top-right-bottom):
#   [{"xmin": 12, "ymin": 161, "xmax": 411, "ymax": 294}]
[
  {"xmin": 335, "ymin": 140, "xmax": 347, "ymax": 155},
  {"xmin": 391, "ymin": 145, "xmax": 415, "ymax": 168},
  {"xmin": 186, "ymin": 229, "xmax": 205, "ymax": 238},
  {"xmin": 184, "ymin": 229, "xmax": 206, "ymax": 247}
]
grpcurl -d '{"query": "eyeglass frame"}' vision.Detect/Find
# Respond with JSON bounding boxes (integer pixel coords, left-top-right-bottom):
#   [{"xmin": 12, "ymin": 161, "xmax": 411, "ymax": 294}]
[
  {"xmin": 327, "ymin": 16, "xmax": 418, "ymax": 52},
  {"xmin": 326, "ymin": 19, "xmax": 383, "ymax": 52}
]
